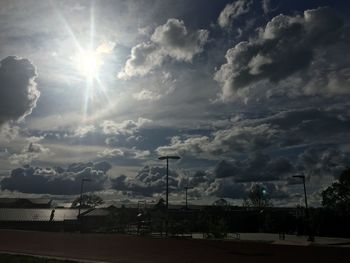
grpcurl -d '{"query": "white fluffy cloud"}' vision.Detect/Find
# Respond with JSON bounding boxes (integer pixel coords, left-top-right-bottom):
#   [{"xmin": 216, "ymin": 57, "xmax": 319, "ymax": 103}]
[
  {"xmin": 118, "ymin": 18, "xmax": 209, "ymax": 79},
  {"xmin": 73, "ymin": 124, "xmax": 95, "ymax": 138},
  {"xmin": 9, "ymin": 136, "xmax": 51, "ymax": 165},
  {"xmin": 101, "ymin": 118, "xmax": 153, "ymax": 136},
  {"xmin": 98, "ymin": 147, "xmax": 150, "ymax": 159}
]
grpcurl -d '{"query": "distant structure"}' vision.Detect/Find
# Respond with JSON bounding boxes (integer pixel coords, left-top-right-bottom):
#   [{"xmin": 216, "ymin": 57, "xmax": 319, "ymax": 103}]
[{"xmin": 0, "ymin": 198, "xmax": 52, "ymax": 208}]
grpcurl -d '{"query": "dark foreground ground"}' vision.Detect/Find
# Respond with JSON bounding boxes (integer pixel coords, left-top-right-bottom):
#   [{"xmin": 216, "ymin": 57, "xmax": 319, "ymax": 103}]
[
  {"xmin": 0, "ymin": 230, "xmax": 349, "ymax": 263},
  {"xmin": 0, "ymin": 253, "xmax": 77, "ymax": 263}
]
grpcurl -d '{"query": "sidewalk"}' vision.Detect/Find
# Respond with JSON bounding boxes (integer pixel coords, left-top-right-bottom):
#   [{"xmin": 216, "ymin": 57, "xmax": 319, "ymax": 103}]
[{"xmin": 192, "ymin": 233, "xmax": 350, "ymax": 247}]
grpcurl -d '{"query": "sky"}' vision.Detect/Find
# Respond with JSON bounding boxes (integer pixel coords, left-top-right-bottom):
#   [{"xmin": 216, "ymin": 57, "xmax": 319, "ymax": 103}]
[{"xmin": 0, "ymin": 0, "xmax": 350, "ymax": 207}]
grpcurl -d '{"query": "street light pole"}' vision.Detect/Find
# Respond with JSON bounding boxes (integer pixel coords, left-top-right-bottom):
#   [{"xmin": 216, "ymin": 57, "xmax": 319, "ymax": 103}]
[
  {"xmin": 293, "ymin": 174, "xmax": 313, "ymax": 241},
  {"xmin": 78, "ymin": 178, "xmax": 92, "ymax": 219},
  {"xmin": 184, "ymin": 186, "xmax": 193, "ymax": 209},
  {"xmin": 158, "ymin": 155, "xmax": 181, "ymax": 209},
  {"xmin": 293, "ymin": 175, "xmax": 308, "ymax": 210}
]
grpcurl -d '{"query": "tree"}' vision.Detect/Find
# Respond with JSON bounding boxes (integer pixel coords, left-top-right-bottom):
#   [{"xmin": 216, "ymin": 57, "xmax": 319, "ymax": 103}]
[
  {"xmin": 213, "ymin": 198, "xmax": 229, "ymax": 207},
  {"xmin": 246, "ymin": 184, "xmax": 272, "ymax": 209},
  {"xmin": 322, "ymin": 168, "xmax": 350, "ymax": 215},
  {"xmin": 71, "ymin": 194, "xmax": 104, "ymax": 208},
  {"xmin": 154, "ymin": 198, "xmax": 166, "ymax": 210}
]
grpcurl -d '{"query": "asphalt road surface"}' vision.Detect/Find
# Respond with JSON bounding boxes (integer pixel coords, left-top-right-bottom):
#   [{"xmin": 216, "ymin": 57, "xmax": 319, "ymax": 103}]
[{"xmin": 0, "ymin": 230, "xmax": 349, "ymax": 263}]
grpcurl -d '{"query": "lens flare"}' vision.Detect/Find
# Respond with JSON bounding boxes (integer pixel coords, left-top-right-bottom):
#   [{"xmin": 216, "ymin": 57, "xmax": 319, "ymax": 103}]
[{"xmin": 74, "ymin": 50, "xmax": 102, "ymax": 77}]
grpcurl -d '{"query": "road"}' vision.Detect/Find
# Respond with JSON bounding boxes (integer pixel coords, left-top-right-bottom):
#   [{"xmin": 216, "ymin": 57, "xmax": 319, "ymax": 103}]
[{"xmin": 0, "ymin": 230, "xmax": 349, "ymax": 263}]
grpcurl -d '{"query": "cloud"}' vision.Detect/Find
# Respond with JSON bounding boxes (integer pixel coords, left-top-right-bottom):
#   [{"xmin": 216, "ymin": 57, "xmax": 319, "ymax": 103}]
[
  {"xmin": 73, "ymin": 124, "xmax": 95, "ymax": 138},
  {"xmin": 118, "ymin": 18, "xmax": 208, "ymax": 79},
  {"xmin": 214, "ymin": 152, "xmax": 294, "ymax": 182},
  {"xmin": 214, "ymin": 7, "xmax": 349, "ymax": 100},
  {"xmin": 118, "ymin": 42, "xmax": 162, "ymax": 79},
  {"xmin": 111, "ymin": 166, "xmax": 212, "ymax": 199},
  {"xmin": 112, "ymin": 166, "xmax": 180, "ymax": 197},
  {"xmin": 156, "ymin": 124, "xmax": 278, "ymax": 158},
  {"xmin": 151, "ymin": 18, "xmax": 209, "ymax": 61},
  {"xmin": 132, "ymin": 72, "xmax": 176, "ymax": 101},
  {"xmin": 0, "ymin": 56, "xmax": 39, "ymax": 126},
  {"xmin": 261, "ymin": 0, "xmax": 278, "ymax": 15},
  {"xmin": 9, "ymin": 136, "xmax": 52, "ymax": 165},
  {"xmin": 156, "ymin": 105, "xmax": 350, "ymax": 160},
  {"xmin": 249, "ymin": 182, "xmax": 289, "ymax": 200},
  {"xmin": 206, "ymin": 178, "xmax": 248, "ymax": 199},
  {"xmin": 98, "ymin": 147, "xmax": 151, "ymax": 160},
  {"xmin": 206, "ymin": 179, "xmax": 288, "ymax": 201},
  {"xmin": 133, "ymin": 89, "xmax": 162, "ymax": 102},
  {"xmin": 1, "ymin": 161, "xmax": 112, "ymax": 195},
  {"xmin": 297, "ymin": 147, "xmax": 348, "ymax": 179},
  {"xmin": 0, "ymin": 124, "xmax": 19, "ymax": 142},
  {"xmin": 261, "ymin": 0, "xmax": 271, "ymax": 14},
  {"xmin": 101, "ymin": 118, "xmax": 153, "ymax": 136},
  {"xmin": 218, "ymin": 0, "xmax": 252, "ymax": 28}
]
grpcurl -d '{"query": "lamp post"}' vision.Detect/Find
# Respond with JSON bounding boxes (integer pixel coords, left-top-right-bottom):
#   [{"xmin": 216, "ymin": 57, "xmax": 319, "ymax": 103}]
[
  {"xmin": 78, "ymin": 178, "xmax": 92, "ymax": 219},
  {"xmin": 292, "ymin": 174, "xmax": 314, "ymax": 241},
  {"xmin": 293, "ymin": 175, "xmax": 308, "ymax": 209},
  {"xmin": 158, "ymin": 155, "xmax": 181, "ymax": 209},
  {"xmin": 184, "ymin": 186, "xmax": 193, "ymax": 209}
]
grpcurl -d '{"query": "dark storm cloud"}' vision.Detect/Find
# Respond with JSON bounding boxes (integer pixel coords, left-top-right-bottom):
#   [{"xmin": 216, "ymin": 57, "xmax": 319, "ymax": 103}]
[
  {"xmin": 250, "ymin": 182, "xmax": 289, "ymax": 200},
  {"xmin": 0, "ymin": 56, "xmax": 39, "ymax": 125},
  {"xmin": 112, "ymin": 166, "xmax": 180, "ymax": 197},
  {"xmin": 207, "ymin": 178, "xmax": 248, "ymax": 199},
  {"xmin": 252, "ymin": 106, "xmax": 350, "ymax": 147},
  {"xmin": 119, "ymin": 18, "xmax": 208, "ymax": 78},
  {"xmin": 297, "ymin": 147, "xmax": 348, "ymax": 179},
  {"xmin": 214, "ymin": 152, "xmax": 294, "ymax": 182},
  {"xmin": 215, "ymin": 7, "xmax": 349, "ymax": 99},
  {"xmin": 206, "ymin": 179, "xmax": 289, "ymax": 200},
  {"xmin": 157, "ymin": 105, "xmax": 350, "ymax": 159},
  {"xmin": 156, "ymin": 123, "xmax": 278, "ymax": 158},
  {"xmin": 111, "ymin": 166, "xmax": 214, "ymax": 198},
  {"xmin": 1, "ymin": 161, "xmax": 111, "ymax": 195}
]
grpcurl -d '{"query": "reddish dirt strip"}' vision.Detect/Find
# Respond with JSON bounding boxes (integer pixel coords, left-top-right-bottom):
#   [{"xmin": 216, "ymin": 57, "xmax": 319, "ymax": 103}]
[{"xmin": 0, "ymin": 230, "xmax": 349, "ymax": 263}]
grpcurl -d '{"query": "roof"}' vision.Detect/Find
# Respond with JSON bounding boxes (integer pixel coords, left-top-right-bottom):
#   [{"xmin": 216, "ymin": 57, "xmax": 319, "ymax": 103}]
[
  {"xmin": 0, "ymin": 208, "xmax": 87, "ymax": 222},
  {"xmin": 80, "ymin": 208, "xmax": 110, "ymax": 217}
]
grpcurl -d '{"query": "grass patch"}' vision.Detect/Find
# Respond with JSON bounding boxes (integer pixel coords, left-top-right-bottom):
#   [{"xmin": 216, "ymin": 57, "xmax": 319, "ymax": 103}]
[{"xmin": 0, "ymin": 253, "xmax": 78, "ymax": 263}]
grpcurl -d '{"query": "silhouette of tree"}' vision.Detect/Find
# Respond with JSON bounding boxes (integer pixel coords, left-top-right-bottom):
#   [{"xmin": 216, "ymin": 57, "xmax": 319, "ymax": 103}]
[
  {"xmin": 322, "ymin": 168, "xmax": 350, "ymax": 215},
  {"xmin": 246, "ymin": 184, "xmax": 272, "ymax": 209},
  {"xmin": 154, "ymin": 198, "xmax": 166, "ymax": 210},
  {"xmin": 71, "ymin": 194, "xmax": 104, "ymax": 208},
  {"xmin": 212, "ymin": 198, "xmax": 229, "ymax": 207}
]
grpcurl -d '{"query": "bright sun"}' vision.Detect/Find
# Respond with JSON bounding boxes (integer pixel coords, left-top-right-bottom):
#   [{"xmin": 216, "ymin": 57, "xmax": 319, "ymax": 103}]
[
  {"xmin": 74, "ymin": 50, "xmax": 102, "ymax": 77},
  {"xmin": 72, "ymin": 42, "xmax": 114, "ymax": 78}
]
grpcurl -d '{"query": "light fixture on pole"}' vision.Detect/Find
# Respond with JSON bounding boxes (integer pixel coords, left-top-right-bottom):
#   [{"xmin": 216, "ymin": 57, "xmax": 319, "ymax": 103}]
[{"xmin": 158, "ymin": 155, "xmax": 181, "ymax": 209}]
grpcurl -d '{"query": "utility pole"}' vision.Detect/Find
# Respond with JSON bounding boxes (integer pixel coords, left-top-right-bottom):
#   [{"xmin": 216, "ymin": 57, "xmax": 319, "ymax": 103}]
[
  {"xmin": 78, "ymin": 178, "xmax": 92, "ymax": 220},
  {"xmin": 158, "ymin": 155, "xmax": 181, "ymax": 209}
]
